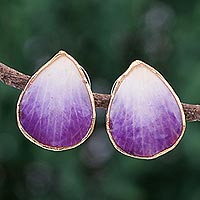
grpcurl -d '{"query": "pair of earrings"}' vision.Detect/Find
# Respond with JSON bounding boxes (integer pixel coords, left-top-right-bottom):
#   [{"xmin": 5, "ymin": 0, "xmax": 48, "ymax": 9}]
[{"xmin": 17, "ymin": 51, "xmax": 186, "ymax": 159}]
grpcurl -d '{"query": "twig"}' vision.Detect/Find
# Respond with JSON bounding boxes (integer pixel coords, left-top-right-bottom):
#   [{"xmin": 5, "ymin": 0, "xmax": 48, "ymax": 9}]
[{"xmin": 0, "ymin": 62, "xmax": 200, "ymax": 122}]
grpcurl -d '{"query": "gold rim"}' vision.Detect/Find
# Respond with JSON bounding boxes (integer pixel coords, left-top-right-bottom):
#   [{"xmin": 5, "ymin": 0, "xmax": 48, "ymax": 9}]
[
  {"xmin": 16, "ymin": 50, "xmax": 96, "ymax": 151},
  {"xmin": 106, "ymin": 60, "xmax": 186, "ymax": 159}
]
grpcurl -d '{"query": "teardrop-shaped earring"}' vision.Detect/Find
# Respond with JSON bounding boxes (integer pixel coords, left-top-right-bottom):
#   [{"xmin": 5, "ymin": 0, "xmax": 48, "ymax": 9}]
[
  {"xmin": 17, "ymin": 50, "xmax": 96, "ymax": 150},
  {"xmin": 106, "ymin": 60, "xmax": 186, "ymax": 159}
]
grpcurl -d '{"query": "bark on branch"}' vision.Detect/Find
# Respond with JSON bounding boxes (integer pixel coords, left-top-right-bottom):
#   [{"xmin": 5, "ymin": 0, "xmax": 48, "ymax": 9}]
[{"xmin": 0, "ymin": 62, "xmax": 200, "ymax": 122}]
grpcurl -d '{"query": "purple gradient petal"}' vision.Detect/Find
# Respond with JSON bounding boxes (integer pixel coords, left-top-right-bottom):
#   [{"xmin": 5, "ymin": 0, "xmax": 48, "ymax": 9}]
[
  {"xmin": 107, "ymin": 61, "xmax": 185, "ymax": 158},
  {"xmin": 17, "ymin": 51, "xmax": 95, "ymax": 149}
]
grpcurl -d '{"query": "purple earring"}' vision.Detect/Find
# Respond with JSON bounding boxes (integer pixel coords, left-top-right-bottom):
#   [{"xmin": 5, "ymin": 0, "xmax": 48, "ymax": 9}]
[
  {"xmin": 106, "ymin": 60, "xmax": 186, "ymax": 159},
  {"xmin": 17, "ymin": 51, "xmax": 96, "ymax": 150}
]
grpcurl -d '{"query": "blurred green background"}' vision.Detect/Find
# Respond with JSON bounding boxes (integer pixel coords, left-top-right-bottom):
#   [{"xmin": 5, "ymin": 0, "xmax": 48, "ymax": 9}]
[{"xmin": 0, "ymin": 0, "xmax": 200, "ymax": 199}]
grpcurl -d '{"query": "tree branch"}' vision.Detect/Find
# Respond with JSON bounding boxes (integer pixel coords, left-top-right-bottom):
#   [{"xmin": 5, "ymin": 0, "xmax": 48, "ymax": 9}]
[{"xmin": 0, "ymin": 62, "xmax": 200, "ymax": 122}]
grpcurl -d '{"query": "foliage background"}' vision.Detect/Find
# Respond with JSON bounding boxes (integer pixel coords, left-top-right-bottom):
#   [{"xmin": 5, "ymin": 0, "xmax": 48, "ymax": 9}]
[{"xmin": 0, "ymin": 0, "xmax": 200, "ymax": 199}]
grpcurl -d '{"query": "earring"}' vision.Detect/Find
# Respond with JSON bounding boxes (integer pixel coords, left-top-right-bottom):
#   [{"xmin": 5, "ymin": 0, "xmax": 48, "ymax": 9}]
[
  {"xmin": 17, "ymin": 51, "xmax": 96, "ymax": 150},
  {"xmin": 106, "ymin": 60, "xmax": 186, "ymax": 159}
]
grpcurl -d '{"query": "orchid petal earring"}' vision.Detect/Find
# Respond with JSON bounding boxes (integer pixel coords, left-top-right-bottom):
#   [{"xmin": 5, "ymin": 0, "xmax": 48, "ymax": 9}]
[
  {"xmin": 17, "ymin": 51, "xmax": 96, "ymax": 150},
  {"xmin": 106, "ymin": 60, "xmax": 186, "ymax": 159}
]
